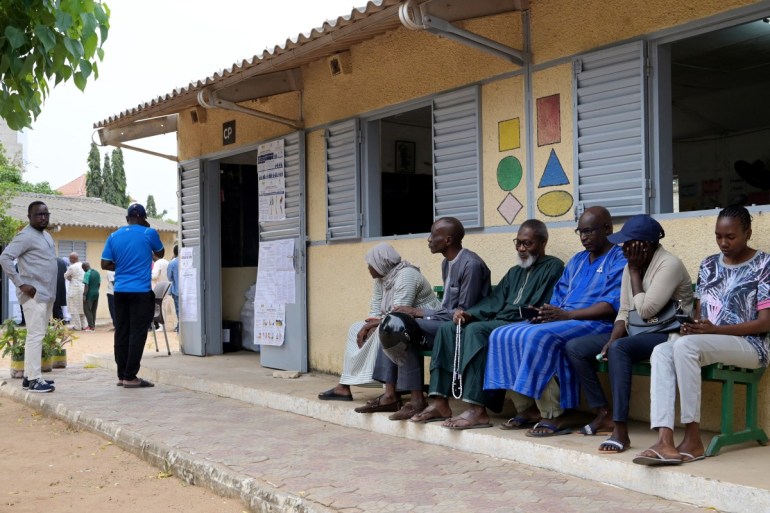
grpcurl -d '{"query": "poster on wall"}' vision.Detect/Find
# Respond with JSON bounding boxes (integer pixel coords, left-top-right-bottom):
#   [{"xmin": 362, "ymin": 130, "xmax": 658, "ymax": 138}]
[
  {"xmin": 257, "ymin": 139, "xmax": 286, "ymax": 221},
  {"xmin": 179, "ymin": 247, "xmax": 198, "ymax": 322},
  {"xmin": 253, "ymin": 239, "xmax": 295, "ymax": 346}
]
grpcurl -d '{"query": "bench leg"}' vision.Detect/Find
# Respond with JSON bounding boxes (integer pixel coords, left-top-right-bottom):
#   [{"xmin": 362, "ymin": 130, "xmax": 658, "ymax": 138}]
[{"xmin": 706, "ymin": 380, "xmax": 769, "ymax": 457}]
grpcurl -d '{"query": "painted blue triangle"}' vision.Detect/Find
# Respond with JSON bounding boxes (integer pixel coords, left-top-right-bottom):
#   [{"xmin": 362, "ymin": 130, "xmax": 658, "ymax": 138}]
[{"xmin": 539, "ymin": 149, "xmax": 569, "ymax": 187}]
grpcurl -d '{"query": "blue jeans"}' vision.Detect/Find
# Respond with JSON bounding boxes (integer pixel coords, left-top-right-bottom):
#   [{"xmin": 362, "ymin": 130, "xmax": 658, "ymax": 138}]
[
  {"xmin": 565, "ymin": 332, "xmax": 668, "ymax": 422},
  {"xmin": 171, "ymin": 293, "xmax": 179, "ymax": 330}
]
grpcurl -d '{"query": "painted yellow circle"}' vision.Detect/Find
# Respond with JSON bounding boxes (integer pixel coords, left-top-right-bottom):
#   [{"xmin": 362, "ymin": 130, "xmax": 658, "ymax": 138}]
[{"xmin": 537, "ymin": 190, "xmax": 573, "ymax": 218}]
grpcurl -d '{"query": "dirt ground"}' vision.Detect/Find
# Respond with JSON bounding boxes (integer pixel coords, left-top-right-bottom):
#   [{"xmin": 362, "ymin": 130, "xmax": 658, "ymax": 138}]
[{"xmin": 0, "ymin": 325, "xmax": 246, "ymax": 513}]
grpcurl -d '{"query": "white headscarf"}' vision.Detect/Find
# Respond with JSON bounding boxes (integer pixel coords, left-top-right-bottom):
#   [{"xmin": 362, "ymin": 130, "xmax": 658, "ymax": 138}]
[{"xmin": 365, "ymin": 243, "xmax": 418, "ymax": 313}]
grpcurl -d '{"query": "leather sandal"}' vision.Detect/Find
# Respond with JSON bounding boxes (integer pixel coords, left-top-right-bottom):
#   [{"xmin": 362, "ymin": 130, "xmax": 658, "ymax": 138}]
[
  {"xmin": 388, "ymin": 402, "xmax": 427, "ymax": 421},
  {"xmin": 354, "ymin": 395, "xmax": 402, "ymax": 413}
]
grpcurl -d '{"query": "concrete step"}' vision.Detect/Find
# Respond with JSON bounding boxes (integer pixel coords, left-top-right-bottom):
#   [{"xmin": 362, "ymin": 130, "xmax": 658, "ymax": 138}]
[{"xmin": 76, "ymin": 350, "xmax": 770, "ymax": 513}]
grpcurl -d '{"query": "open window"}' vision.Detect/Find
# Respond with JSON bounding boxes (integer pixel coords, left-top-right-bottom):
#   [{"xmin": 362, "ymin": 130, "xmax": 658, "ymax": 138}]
[
  {"xmin": 659, "ymin": 17, "xmax": 770, "ymax": 212},
  {"xmin": 325, "ymin": 86, "xmax": 481, "ymax": 240}
]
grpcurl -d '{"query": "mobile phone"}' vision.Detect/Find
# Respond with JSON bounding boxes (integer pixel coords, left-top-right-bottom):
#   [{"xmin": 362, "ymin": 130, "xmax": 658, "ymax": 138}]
[
  {"xmin": 519, "ymin": 306, "xmax": 539, "ymax": 320},
  {"xmin": 675, "ymin": 313, "xmax": 695, "ymax": 324}
]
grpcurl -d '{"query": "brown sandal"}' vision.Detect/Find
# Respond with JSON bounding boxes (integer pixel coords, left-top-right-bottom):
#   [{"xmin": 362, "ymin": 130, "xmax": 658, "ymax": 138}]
[
  {"xmin": 354, "ymin": 395, "xmax": 401, "ymax": 413},
  {"xmin": 388, "ymin": 402, "xmax": 427, "ymax": 421}
]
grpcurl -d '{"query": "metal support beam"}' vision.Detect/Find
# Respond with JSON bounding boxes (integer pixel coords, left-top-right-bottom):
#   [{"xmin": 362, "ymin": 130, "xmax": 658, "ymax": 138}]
[
  {"xmin": 197, "ymin": 87, "xmax": 304, "ymax": 130},
  {"xmin": 399, "ymin": 0, "xmax": 529, "ymax": 66}
]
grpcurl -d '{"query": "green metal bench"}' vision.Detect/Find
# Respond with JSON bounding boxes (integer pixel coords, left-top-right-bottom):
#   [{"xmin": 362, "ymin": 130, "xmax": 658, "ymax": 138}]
[{"xmin": 597, "ymin": 359, "xmax": 768, "ymax": 456}]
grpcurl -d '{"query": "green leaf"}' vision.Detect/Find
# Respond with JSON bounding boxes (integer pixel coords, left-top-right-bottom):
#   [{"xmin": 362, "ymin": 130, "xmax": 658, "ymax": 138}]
[
  {"xmin": 63, "ymin": 37, "xmax": 84, "ymax": 60},
  {"xmin": 0, "ymin": 54, "xmax": 10, "ymax": 74},
  {"xmin": 20, "ymin": 55, "xmax": 35, "ymax": 77},
  {"xmin": 96, "ymin": 47, "xmax": 104, "ymax": 60},
  {"xmin": 91, "ymin": 60, "xmax": 98, "ymax": 79},
  {"xmin": 83, "ymin": 33, "xmax": 98, "ymax": 57},
  {"xmin": 80, "ymin": 12, "xmax": 97, "ymax": 38},
  {"xmin": 4, "ymin": 26, "xmax": 27, "ymax": 50},
  {"xmin": 94, "ymin": 3, "xmax": 109, "ymax": 24},
  {"xmin": 99, "ymin": 24, "xmax": 108, "ymax": 45},
  {"xmin": 78, "ymin": 59, "xmax": 91, "ymax": 79},
  {"xmin": 73, "ymin": 71, "xmax": 86, "ymax": 91},
  {"xmin": 33, "ymin": 25, "xmax": 57, "ymax": 53},
  {"xmin": 56, "ymin": 11, "xmax": 74, "ymax": 33}
]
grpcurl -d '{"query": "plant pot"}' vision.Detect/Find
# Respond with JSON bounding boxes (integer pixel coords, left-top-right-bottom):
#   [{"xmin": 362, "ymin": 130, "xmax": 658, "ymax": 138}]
[
  {"xmin": 51, "ymin": 348, "xmax": 67, "ymax": 369},
  {"xmin": 10, "ymin": 354, "xmax": 24, "ymax": 379},
  {"xmin": 41, "ymin": 356, "xmax": 53, "ymax": 373}
]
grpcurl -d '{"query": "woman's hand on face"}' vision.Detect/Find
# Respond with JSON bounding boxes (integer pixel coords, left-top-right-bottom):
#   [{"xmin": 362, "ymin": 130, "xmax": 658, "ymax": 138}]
[
  {"xmin": 625, "ymin": 241, "xmax": 649, "ymax": 271},
  {"xmin": 681, "ymin": 319, "xmax": 717, "ymax": 335}
]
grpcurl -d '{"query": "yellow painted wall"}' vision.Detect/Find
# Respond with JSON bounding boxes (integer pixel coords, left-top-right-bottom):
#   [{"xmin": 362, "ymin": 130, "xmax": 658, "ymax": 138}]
[
  {"xmin": 221, "ymin": 267, "xmax": 257, "ymax": 321},
  {"xmin": 55, "ymin": 226, "xmax": 176, "ymax": 324},
  {"xmin": 530, "ymin": 0, "xmax": 758, "ymax": 63}
]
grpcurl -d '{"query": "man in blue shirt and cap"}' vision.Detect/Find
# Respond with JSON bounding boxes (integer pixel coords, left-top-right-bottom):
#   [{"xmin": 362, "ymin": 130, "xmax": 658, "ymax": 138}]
[{"xmin": 101, "ymin": 203, "xmax": 165, "ymax": 388}]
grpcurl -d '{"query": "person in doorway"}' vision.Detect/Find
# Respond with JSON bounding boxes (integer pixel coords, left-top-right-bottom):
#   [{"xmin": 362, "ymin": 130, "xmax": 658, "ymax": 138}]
[
  {"xmin": 82, "ymin": 261, "xmax": 101, "ymax": 331},
  {"xmin": 64, "ymin": 252, "xmax": 87, "ymax": 330},
  {"xmin": 101, "ymin": 203, "xmax": 165, "ymax": 389},
  {"xmin": 106, "ymin": 270, "xmax": 116, "ymax": 329},
  {"xmin": 52, "ymin": 257, "xmax": 68, "ymax": 321},
  {"xmin": 150, "ymin": 252, "xmax": 170, "ymax": 331},
  {"xmin": 483, "ymin": 207, "xmax": 626, "ymax": 436},
  {"xmin": 412, "ymin": 219, "xmax": 564, "ymax": 428},
  {"xmin": 166, "ymin": 245, "xmax": 179, "ymax": 332},
  {"xmin": 634, "ymin": 206, "xmax": 770, "ymax": 466},
  {"xmin": 0, "ymin": 201, "xmax": 58, "ymax": 392},
  {"xmin": 317, "ymin": 243, "xmax": 440, "ymax": 404},
  {"xmin": 359, "ymin": 217, "xmax": 492, "ymax": 420},
  {"xmin": 565, "ymin": 215, "xmax": 693, "ymax": 453}
]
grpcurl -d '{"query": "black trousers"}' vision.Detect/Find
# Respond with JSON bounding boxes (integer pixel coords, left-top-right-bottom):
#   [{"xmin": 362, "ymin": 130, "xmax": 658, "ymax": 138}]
[{"xmin": 114, "ymin": 291, "xmax": 155, "ymax": 381}]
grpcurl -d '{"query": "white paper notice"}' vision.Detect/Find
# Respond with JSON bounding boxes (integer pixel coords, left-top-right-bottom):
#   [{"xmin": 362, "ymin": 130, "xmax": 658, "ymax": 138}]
[
  {"xmin": 180, "ymin": 267, "xmax": 198, "ymax": 322},
  {"xmin": 257, "ymin": 139, "xmax": 286, "ymax": 221},
  {"xmin": 180, "ymin": 247, "xmax": 194, "ymax": 270},
  {"xmin": 253, "ymin": 302, "xmax": 285, "ymax": 346},
  {"xmin": 255, "ymin": 239, "xmax": 296, "ymax": 304}
]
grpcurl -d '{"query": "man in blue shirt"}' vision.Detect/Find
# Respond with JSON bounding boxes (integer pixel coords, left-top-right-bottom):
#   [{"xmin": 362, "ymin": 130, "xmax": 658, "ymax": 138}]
[
  {"xmin": 101, "ymin": 204, "xmax": 165, "ymax": 388},
  {"xmin": 166, "ymin": 245, "xmax": 179, "ymax": 332}
]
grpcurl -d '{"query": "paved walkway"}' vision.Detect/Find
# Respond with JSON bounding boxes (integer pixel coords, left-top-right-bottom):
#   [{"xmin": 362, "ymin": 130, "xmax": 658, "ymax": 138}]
[{"xmin": 2, "ymin": 363, "xmax": 707, "ymax": 513}]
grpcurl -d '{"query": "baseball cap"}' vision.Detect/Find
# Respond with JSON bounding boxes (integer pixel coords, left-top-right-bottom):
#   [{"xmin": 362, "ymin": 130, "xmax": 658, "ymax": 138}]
[
  {"xmin": 607, "ymin": 214, "xmax": 665, "ymax": 244},
  {"xmin": 127, "ymin": 203, "xmax": 147, "ymax": 218}
]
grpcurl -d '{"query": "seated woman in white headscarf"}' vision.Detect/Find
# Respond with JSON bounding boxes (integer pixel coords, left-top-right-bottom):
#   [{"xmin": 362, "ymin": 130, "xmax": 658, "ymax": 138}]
[{"xmin": 318, "ymin": 243, "xmax": 441, "ymax": 408}]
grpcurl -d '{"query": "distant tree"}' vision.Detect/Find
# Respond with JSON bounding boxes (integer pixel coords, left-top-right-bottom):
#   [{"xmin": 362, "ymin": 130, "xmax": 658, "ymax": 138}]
[
  {"xmin": 0, "ymin": 0, "xmax": 111, "ymax": 130},
  {"xmin": 110, "ymin": 147, "xmax": 128, "ymax": 207},
  {"xmin": 101, "ymin": 149, "xmax": 115, "ymax": 204},
  {"xmin": 145, "ymin": 194, "xmax": 157, "ymax": 217},
  {"xmin": 100, "ymin": 152, "xmax": 111, "ymax": 203},
  {"xmin": 0, "ymin": 142, "xmax": 57, "ymax": 243},
  {"xmin": 85, "ymin": 143, "xmax": 103, "ymax": 198}
]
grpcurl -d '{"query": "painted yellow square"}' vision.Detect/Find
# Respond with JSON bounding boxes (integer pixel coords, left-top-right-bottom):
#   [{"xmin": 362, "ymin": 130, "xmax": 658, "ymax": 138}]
[{"xmin": 498, "ymin": 118, "xmax": 520, "ymax": 151}]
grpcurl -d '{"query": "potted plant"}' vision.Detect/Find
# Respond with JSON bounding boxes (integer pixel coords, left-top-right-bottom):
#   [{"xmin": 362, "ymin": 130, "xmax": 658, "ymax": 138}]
[
  {"xmin": 0, "ymin": 319, "xmax": 26, "ymax": 378},
  {"xmin": 45, "ymin": 319, "xmax": 76, "ymax": 369}
]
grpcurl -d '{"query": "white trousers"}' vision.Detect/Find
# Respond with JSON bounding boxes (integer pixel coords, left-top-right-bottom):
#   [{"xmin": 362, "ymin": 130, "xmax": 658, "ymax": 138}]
[
  {"xmin": 650, "ymin": 334, "xmax": 762, "ymax": 429},
  {"xmin": 21, "ymin": 297, "xmax": 53, "ymax": 380}
]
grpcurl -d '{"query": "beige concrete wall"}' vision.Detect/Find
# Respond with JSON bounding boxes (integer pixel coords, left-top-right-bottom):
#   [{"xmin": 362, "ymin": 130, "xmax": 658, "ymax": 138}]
[{"xmin": 54, "ymin": 226, "xmax": 176, "ymax": 324}]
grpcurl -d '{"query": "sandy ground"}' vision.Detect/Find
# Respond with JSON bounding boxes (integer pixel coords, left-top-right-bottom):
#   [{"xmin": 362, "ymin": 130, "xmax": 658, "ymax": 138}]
[{"xmin": 1, "ymin": 325, "xmax": 246, "ymax": 513}]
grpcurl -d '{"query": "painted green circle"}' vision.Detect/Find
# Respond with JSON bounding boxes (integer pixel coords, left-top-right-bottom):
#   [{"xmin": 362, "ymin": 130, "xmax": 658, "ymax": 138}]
[{"xmin": 497, "ymin": 156, "xmax": 522, "ymax": 191}]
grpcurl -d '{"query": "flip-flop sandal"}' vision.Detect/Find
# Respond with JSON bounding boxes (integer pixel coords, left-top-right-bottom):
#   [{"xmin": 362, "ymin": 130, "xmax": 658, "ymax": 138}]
[
  {"xmin": 680, "ymin": 451, "xmax": 705, "ymax": 463},
  {"xmin": 632, "ymin": 448, "xmax": 683, "ymax": 466},
  {"xmin": 116, "ymin": 381, "xmax": 123, "ymax": 386},
  {"xmin": 317, "ymin": 388, "xmax": 353, "ymax": 401},
  {"xmin": 576, "ymin": 423, "xmax": 613, "ymax": 436},
  {"xmin": 499, "ymin": 416, "xmax": 540, "ymax": 430},
  {"xmin": 123, "ymin": 378, "xmax": 155, "ymax": 388},
  {"xmin": 443, "ymin": 419, "xmax": 493, "ymax": 430},
  {"xmin": 598, "ymin": 437, "xmax": 628, "ymax": 453},
  {"xmin": 389, "ymin": 403, "xmax": 427, "ymax": 421},
  {"xmin": 409, "ymin": 409, "xmax": 450, "ymax": 424},
  {"xmin": 525, "ymin": 421, "xmax": 572, "ymax": 437}
]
